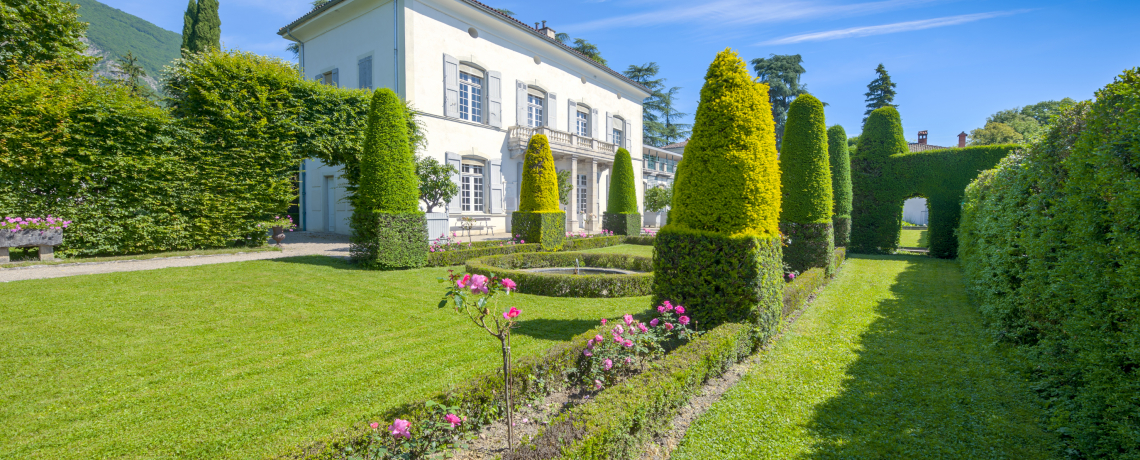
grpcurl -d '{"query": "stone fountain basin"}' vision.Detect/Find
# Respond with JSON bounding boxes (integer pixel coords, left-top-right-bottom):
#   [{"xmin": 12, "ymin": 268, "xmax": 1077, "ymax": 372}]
[{"xmin": 524, "ymin": 267, "xmax": 644, "ymax": 275}]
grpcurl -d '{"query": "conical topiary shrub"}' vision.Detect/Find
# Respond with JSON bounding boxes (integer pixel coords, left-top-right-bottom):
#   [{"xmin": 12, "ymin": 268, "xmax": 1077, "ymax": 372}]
[
  {"xmin": 512, "ymin": 134, "xmax": 565, "ymax": 250},
  {"xmin": 828, "ymin": 124, "xmax": 852, "ymax": 248},
  {"xmin": 779, "ymin": 93, "xmax": 834, "ymax": 274},
  {"xmin": 653, "ymin": 49, "xmax": 784, "ymax": 337},
  {"xmin": 602, "ymin": 147, "xmax": 640, "ymax": 235},
  {"xmin": 349, "ymin": 88, "xmax": 428, "ymax": 269}
]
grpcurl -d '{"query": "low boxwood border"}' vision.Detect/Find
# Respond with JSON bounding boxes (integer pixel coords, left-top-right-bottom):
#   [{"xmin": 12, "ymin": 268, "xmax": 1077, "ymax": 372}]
[
  {"xmin": 466, "ymin": 252, "xmax": 653, "ymax": 298},
  {"xmin": 783, "ymin": 247, "xmax": 847, "ymax": 317},
  {"xmin": 623, "ymin": 235, "xmax": 655, "ymax": 246},
  {"xmin": 561, "ymin": 235, "xmax": 627, "ymax": 252},
  {"xmin": 426, "ymin": 243, "xmax": 540, "ymax": 267}
]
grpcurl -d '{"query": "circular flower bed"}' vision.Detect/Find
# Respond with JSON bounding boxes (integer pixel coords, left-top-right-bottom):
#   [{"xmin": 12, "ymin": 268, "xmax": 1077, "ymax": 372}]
[{"xmin": 465, "ymin": 252, "xmax": 653, "ymax": 298}]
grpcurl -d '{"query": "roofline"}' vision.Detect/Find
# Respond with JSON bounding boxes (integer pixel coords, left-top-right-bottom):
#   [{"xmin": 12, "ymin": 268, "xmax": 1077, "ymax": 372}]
[
  {"xmin": 644, "ymin": 145, "xmax": 681, "ymax": 157},
  {"xmin": 278, "ymin": 0, "xmax": 652, "ymax": 96}
]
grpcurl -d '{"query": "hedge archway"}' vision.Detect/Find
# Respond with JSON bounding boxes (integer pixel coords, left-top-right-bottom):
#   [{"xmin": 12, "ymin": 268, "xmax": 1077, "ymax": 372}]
[{"xmin": 850, "ymin": 107, "xmax": 1018, "ymax": 258}]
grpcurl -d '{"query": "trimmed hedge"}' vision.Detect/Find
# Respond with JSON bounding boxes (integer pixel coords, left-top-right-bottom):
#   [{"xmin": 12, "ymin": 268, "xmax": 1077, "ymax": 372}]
[
  {"xmin": 602, "ymin": 213, "xmax": 640, "ymax": 237},
  {"xmin": 850, "ymin": 106, "xmax": 1015, "ymax": 257},
  {"xmin": 828, "ymin": 125, "xmax": 852, "ymax": 247},
  {"xmin": 623, "ymin": 235, "xmax": 655, "ymax": 246},
  {"xmin": 779, "ymin": 94, "xmax": 833, "ymax": 272},
  {"xmin": 425, "ymin": 243, "xmax": 540, "ymax": 267},
  {"xmin": 349, "ymin": 211, "xmax": 427, "ymax": 269},
  {"xmin": 782, "ymin": 247, "xmax": 846, "ymax": 317},
  {"xmin": 654, "ymin": 227, "xmax": 783, "ymax": 341},
  {"xmin": 466, "ymin": 252, "xmax": 653, "ymax": 298},
  {"xmin": 505, "ymin": 322, "xmax": 755, "ymax": 460},
  {"xmin": 561, "ymin": 235, "xmax": 626, "ymax": 252},
  {"xmin": 959, "ymin": 68, "xmax": 1140, "ymax": 458},
  {"xmin": 656, "ymin": 49, "xmax": 783, "ymax": 332},
  {"xmin": 512, "ymin": 211, "xmax": 565, "ymax": 252}
]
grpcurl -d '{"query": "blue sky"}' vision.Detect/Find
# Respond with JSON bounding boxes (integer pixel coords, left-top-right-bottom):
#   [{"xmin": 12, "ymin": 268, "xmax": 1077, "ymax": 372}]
[{"xmin": 98, "ymin": 0, "xmax": 1139, "ymax": 145}]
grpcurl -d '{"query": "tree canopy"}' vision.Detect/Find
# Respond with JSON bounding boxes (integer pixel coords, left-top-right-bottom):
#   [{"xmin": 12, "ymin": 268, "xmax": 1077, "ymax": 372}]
[
  {"xmin": 181, "ymin": 0, "xmax": 220, "ymax": 55},
  {"xmin": 752, "ymin": 54, "xmax": 811, "ymax": 148},
  {"xmin": 623, "ymin": 62, "xmax": 690, "ymax": 147},
  {"xmin": 0, "ymin": 0, "xmax": 96, "ymax": 79},
  {"xmin": 863, "ymin": 64, "xmax": 897, "ymax": 124}
]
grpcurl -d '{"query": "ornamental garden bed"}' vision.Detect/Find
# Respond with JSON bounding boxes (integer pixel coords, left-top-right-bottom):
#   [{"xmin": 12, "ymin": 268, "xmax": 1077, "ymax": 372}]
[{"xmin": 465, "ymin": 252, "xmax": 654, "ymax": 298}]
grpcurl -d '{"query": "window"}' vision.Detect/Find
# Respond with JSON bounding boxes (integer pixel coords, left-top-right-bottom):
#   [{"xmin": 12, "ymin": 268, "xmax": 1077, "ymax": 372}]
[
  {"xmin": 459, "ymin": 72, "xmax": 483, "ymax": 123},
  {"xmin": 319, "ymin": 69, "xmax": 338, "ymax": 86},
  {"xmin": 577, "ymin": 174, "xmax": 588, "ymax": 214},
  {"xmin": 612, "ymin": 127, "xmax": 623, "ymax": 147},
  {"xmin": 576, "ymin": 111, "xmax": 589, "ymax": 136},
  {"xmin": 527, "ymin": 94, "xmax": 544, "ymax": 127},
  {"xmin": 462, "ymin": 163, "xmax": 484, "ymax": 212},
  {"xmin": 358, "ymin": 56, "xmax": 372, "ymax": 89},
  {"xmin": 646, "ymin": 155, "xmax": 657, "ymax": 170}
]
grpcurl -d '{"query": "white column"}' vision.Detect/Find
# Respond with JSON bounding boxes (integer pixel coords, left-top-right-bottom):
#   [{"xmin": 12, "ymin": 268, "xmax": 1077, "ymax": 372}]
[
  {"xmin": 569, "ymin": 156, "xmax": 578, "ymax": 231},
  {"xmin": 589, "ymin": 159, "xmax": 599, "ymax": 231}
]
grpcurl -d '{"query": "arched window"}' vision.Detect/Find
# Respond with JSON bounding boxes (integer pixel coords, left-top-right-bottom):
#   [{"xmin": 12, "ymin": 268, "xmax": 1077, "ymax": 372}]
[
  {"xmin": 459, "ymin": 63, "xmax": 485, "ymax": 123},
  {"xmin": 526, "ymin": 87, "xmax": 546, "ymax": 127}
]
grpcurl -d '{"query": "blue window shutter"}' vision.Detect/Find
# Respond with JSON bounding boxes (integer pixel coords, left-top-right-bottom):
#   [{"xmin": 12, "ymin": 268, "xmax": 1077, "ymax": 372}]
[
  {"xmin": 331, "ymin": 68, "xmax": 339, "ymax": 87},
  {"xmin": 358, "ymin": 56, "xmax": 373, "ymax": 89}
]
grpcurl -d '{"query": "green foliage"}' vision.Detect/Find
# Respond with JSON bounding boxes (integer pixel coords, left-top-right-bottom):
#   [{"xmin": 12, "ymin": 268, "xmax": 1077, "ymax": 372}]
[
  {"xmin": 508, "ymin": 322, "xmax": 755, "ymax": 460},
  {"xmin": 623, "ymin": 63, "xmax": 690, "ymax": 147},
  {"xmin": 849, "ymin": 106, "xmax": 1013, "ymax": 258},
  {"xmin": 828, "ymin": 125, "xmax": 853, "ymax": 246},
  {"xmin": 606, "ymin": 148, "xmax": 639, "ymax": 214},
  {"xmin": 863, "ymin": 63, "xmax": 897, "ymax": 124},
  {"xmin": 623, "ymin": 235, "xmax": 655, "ymax": 246},
  {"xmin": 782, "ymin": 247, "xmax": 846, "ymax": 317},
  {"xmin": 643, "ymin": 185, "xmax": 672, "ymax": 213},
  {"xmin": 602, "ymin": 213, "xmax": 640, "ymax": 236},
  {"xmin": 416, "ymin": 155, "xmax": 458, "ymax": 213},
  {"xmin": 1020, "ymin": 97, "xmax": 1076, "ymax": 125},
  {"xmin": 426, "ymin": 243, "xmax": 539, "ymax": 267},
  {"xmin": 570, "ymin": 38, "xmax": 606, "ymax": 66},
  {"xmin": 519, "ymin": 135, "xmax": 561, "ymax": 212},
  {"xmin": 968, "ymin": 98, "xmax": 1079, "ymax": 147},
  {"xmin": 113, "ymin": 51, "xmax": 154, "ymax": 99},
  {"xmin": 556, "ymin": 169, "xmax": 573, "ymax": 206},
  {"xmin": 780, "ymin": 94, "xmax": 833, "ymax": 273},
  {"xmin": 0, "ymin": 0, "xmax": 96, "ymax": 79},
  {"xmin": 752, "ymin": 53, "xmax": 810, "ymax": 147},
  {"xmin": 183, "ymin": 0, "xmax": 219, "ymax": 54},
  {"xmin": 466, "ymin": 252, "xmax": 653, "ymax": 298},
  {"xmin": 357, "ymin": 88, "xmax": 419, "ymax": 213},
  {"xmin": 71, "ymin": 0, "xmax": 181, "ymax": 83},
  {"xmin": 181, "ymin": 0, "xmax": 194, "ymax": 50},
  {"xmin": 561, "ymin": 235, "xmax": 627, "ymax": 251},
  {"xmin": 669, "ymin": 49, "xmax": 781, "ymax": 238},
  {"xmin": 654, "ymin": 227, "xmax": 783, "ymax": 335},
  {"xmin": 511, "ymin": 212, "xmax": 564, "ymax": 252},
  {"xmin": 968, "ymin": 121, "xmax": 1024, "ymax": 145},
  {"xmin": 959, "ymin": 68, "xmax": 1140, "ymax": 458},
  {"xmin": 350, "ymin": 211, "xmax": 427, "ymax": 269}
]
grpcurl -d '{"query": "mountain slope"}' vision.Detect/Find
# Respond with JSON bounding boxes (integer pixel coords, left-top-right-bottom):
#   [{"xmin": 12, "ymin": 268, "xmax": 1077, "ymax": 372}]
[{"xmin": 71, "ymin": 0, "xmax": 181, "ymax": 85}]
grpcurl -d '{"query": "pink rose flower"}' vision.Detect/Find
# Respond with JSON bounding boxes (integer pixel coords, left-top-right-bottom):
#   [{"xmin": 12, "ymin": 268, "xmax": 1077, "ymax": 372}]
[
  {"xmin": 503, "ymin": 307, "xmax": 521, "ymax": 319},
  {"xmin": 470, "ymin": 274, "xmax": 489, "ymax": 294},
  {"xmin": 595, "ymin": 334, "xmax": 604, "ymax": 343},
  {"xmin": 389, "ymin": 419, "xmax": 412, "ymax": 439},
  {"xmin": 638, "ymin": 323, "xmax": 648, "ymax": 333},
  {"xmin": 623, "ymin": 340, "xmax": 633, "ymax": 348},
  {"xmin": 583, "ymin": 349, "xmax": 593, "ymax": 357},
  {"xmin": 595, "ymin": 379, "xmax": 604, "ymax": 389},
  {"xmin": 500, "ymin": 278, "xmax": 517, "ymax": 292},
  {"xmin": 614, "ymin": 325, "xmax": 624, "ymax": 335},
  {"xmin": 625, "ymin": 357, "xmax": 632, "ymax": 364},
  {"xmin": 675, "ymin": 306, "xmax": 685, "ymax": 314},
  {"xmin": 370, "ymin": 422, "xmax": 380, "ymax": 430},
  {"xmin": 650, "ymin": 318, "xmax": 660, "ymax": 327},
  {"xmin": 445, "ymin": 414, "xmax": 462, "ymax": 428},
  {"xmin": 665, "ymin": 323, "xmax": 675, "ymax": 331},
  {"xmin": 679, "ymin": 316, "xmax": 690, "ymax": 325},
  {"xmin": 623, "ymin": 314, "xmax": 634, "ymax": 326},
  {"xmin": 600, "ymin": 318, "xmax": 607, "ymax": 325},
  {"xmin": 604, "ymin": 359, "xmax": 613, "ymax": 370},
  {"xmin": 657, "ymin": 305, "xmax": 666, "ymax": 314},
  {"xmin": 664, "ymin": 300, "xmax": 673, "ymax": 310},
  {"xmin": 457, "ymin": 274, "xmax": 470, "ymax": 288}
]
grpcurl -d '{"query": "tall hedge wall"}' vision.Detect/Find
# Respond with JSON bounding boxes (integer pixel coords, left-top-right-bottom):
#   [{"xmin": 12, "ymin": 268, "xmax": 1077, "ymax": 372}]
[
  {"xmin": 603, "ymin": 147, "xmax": 640, "ymax": 235},
  {"xmin": 654, "ymin": 49, "xmax": 783, "ymax": 336},
  {"xmin": 513, "ymin": 134, "xmax": 565, "ymax": 251},
  {"xmin": 0, "ymin": 51, "xmax": 376, "ymax": 256},
  {"xmin": 779, "ymin": 94, "xmax": 833, "ymax": 273},
  {"xmin": 849, "ymin": 106, "xmax": 1014, "ymax": 258},
  {"xmin": 827, "ymin": 125, "xmax": 852, "ymax": 247},
  {"xmin": 959, "ymin": 68, "xmax": 1140, "ymax": 458}
]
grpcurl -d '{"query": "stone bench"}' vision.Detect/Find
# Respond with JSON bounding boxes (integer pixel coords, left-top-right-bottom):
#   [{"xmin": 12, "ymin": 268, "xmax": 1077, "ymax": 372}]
[{"xmin": 0, "ymin": 229, "xmax": 63, "ymax": 263}]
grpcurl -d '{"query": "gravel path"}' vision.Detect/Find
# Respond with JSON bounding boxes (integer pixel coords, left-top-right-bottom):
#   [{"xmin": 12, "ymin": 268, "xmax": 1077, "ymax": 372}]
[{"xmin": 0, "ymin": 232, "xmax": 351, "ymax": 283}]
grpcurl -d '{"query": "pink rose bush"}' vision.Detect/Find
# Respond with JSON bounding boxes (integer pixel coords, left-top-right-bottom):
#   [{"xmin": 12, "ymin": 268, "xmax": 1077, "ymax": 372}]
[
  {"xmin": 578, "ymin": 301, "xmax": 697, "ymax": 390},
  {"xmin": 363, "ymin": 401, "xmax": 467, "ymax": 458}
]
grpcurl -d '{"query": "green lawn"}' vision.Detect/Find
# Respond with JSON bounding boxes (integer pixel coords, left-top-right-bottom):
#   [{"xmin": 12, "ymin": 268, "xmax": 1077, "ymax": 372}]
[
  {"xmin": 899, "ymin": 228, "xmax": 928, "ymax": 248},
  {"xmin": 673, "ymin": 255, "xmax": 1058, "ymax": 459},
  {"xmin": 0, "ymin": 256, "xmax": 646, "ymax": 459},
  {"xmin": 576, "ymin": 243, "xmax": 654, "ymax": 258}
]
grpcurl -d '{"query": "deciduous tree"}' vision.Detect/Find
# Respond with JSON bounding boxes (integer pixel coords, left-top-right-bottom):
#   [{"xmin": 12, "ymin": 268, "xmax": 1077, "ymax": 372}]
[{"xmin": 0, "ymin": 0, "xmax": 96, "ymax": 79}]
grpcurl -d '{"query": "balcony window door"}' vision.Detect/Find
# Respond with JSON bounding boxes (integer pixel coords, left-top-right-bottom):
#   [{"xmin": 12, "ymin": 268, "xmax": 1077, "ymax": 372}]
[
  {"xmin": 612, "ymin": 128, "xmax": 623, "ymax": 148},
  {"xmin": 576, "ymin": 110, "xmax": 589, "ymax": 137},
  {"xmin": 459, "ymin": 72, "xmax": 483, "ymax": 123},
  {"xmin": 527, "ymin": 94, "xmax": 544, "ymax": 127},
  {"xmin": 577, "ymin": 174, "xmax": 588, "ymax": 215},
  {"xmin": 462, "ymin": 163, "xmax": 485, "ymax": 212}
]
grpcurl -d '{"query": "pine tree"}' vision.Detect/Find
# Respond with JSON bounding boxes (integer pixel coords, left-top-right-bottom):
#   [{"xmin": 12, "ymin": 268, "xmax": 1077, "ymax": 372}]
[
  {"xmin": 752, "ymin": 54, "xmax": 810, "ymax": 148},
  {"xmin": 185, "ymin": 0, "xmax": 220, "ymax": 54},
  {"xmin": 863, "ymin": 63, "xmax": 897, "ymax": 124},
  {"xmin": 181, "ymin": 0, "xmax": 197, "ymax": 53},
  {"xmin": 114, "ymin": 51, "xmax": 152, "ymax": 98}
]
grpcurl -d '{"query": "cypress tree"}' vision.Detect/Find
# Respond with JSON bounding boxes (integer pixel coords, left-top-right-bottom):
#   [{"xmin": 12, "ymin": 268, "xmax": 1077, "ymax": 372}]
[
  {"xmin": 603, "ymin": 147, "xmax": 640, "ymax": 235},
  {"xmin": 187, "ymin": 0, "xmax": 220, "ymax": 53},
  {"xmin": 181, "ymin": 0, "xmax": 197, "ymax": 53},
  {"xmin": 828, "ymin": 124, "xmax": 853, "ymax": 247},
  {"xmin": 779, "ymin": 93, "xmax": 833, "ymax": 273},
  {"xmin": 654, "ymin": 49, "xmax": 783, "ymax": 334},
  {"xmin": 512, "ymin": 134, "xmax": 565, "ymax": 250}
]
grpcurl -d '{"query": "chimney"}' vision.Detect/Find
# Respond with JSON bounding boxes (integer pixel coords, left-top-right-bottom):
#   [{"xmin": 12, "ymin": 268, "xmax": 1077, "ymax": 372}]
[
  {"xmin": 538, "ymin": 20, "xmax": 556, "ymax": 39},
  {"xmin": 958, "ymin": 131, "xmax": 967, "ymax": 148},
  {"xmin": 917, "ymin": 130, "xmax": 928, "ymax": 145}
]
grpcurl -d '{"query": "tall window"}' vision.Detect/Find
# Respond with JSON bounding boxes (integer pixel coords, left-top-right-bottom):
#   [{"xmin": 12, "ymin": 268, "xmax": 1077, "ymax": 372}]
[
  {"xmin": 576, "ymin": 111, "xmax": 589, "ymax": 136},
  {"xmin": 527, "ymin": 94, "xmax": 544, "ymax": 127},
  {"xmin": 577, "ymin": 174, "xmax": 587, "ymax": 215},
  {"xmin": 612, "ymin": 127, "xmax": 623, "ymax": 147},
  {"xmin": 358, "ymin": 56, "xmax": 372, "ymax": 89},
  {"xmin": 459, "ymin": 72, "xmax": 483, "ymax": 123},
  {"xmin": 462, "ymin": 164, "xmax": 484, "ymax": 212}
]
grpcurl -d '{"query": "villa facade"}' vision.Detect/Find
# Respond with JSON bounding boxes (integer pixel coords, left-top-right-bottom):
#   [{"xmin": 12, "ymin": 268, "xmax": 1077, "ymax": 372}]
[{"xmin": 279, "ymin": 0, "xmax": 651, "ymax": 235}]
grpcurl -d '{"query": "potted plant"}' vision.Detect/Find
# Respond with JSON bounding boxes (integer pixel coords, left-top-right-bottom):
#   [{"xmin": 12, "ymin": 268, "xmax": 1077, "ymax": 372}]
[
  {"xmin": 0, "ymin": 216, "xmax": 71, "ymax": 262},
  {"xmin": 416, "ymin": 156, "xmax": 459, "ymax": 241},
  {"xmin": 259, "ymin": 215, "xmax": 296, "ymax": 247}
]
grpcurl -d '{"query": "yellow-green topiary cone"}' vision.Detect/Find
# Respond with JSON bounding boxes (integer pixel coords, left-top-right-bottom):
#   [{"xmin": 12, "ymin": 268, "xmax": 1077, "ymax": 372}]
[
  {"xmin": 669, "ymin": 48, "xmax": 780, "ymax": 238},
  {"xmin": 518, "ymin": 134, "xmax": 560, "ymax": 212}
]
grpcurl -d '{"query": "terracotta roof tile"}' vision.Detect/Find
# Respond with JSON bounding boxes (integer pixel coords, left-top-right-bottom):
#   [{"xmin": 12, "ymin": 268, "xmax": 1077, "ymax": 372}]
[{"xmin": 907, "ymin": 143, "xmax": 950, "ymax": 152}]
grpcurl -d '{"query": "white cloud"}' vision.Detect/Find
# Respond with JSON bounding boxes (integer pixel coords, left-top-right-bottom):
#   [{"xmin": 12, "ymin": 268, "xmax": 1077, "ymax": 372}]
[
  {"xmin": 561, "ymin": 0, "xmax": 934, "ymax": 32},
  {"xmin": 758, "ymin": 10, "xmax": 1027, "ymax": 45}
]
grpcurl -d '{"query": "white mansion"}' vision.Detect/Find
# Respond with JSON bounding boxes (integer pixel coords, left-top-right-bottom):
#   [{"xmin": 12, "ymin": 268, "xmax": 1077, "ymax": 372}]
[{"xmin": 280, "ymin": 0, "xmax": 652, "ymax": 235}]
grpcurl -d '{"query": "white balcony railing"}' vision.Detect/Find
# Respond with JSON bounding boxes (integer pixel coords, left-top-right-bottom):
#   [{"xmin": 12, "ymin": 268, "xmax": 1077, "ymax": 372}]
[{"xmin": 508, "ymin": 126, "xmax": 617, "ymax": 160}]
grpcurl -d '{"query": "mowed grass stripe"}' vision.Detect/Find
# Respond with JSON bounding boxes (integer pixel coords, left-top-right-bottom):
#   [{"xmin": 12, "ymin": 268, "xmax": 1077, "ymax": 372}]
[
  {"xmin": 0, "ymin": 256, "xmax": 644, "ymax": 459},
  {"xmin": 673, "ymin": 255, "xmax": 1058, "ymax": 460}
]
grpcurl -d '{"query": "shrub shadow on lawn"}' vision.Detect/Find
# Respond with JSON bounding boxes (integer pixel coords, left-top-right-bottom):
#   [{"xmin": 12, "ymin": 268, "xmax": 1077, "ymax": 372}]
[
  {"xmin": 267, "ymin": 255, "xmax": 365, "ymax": 270},
  {"xmin": 513, "ymin": 318, "xmax": 600, "ymax": 341},
  {"xmin": 802, "ymin": 254, "xmax": 1057, "ymax": 459}
]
